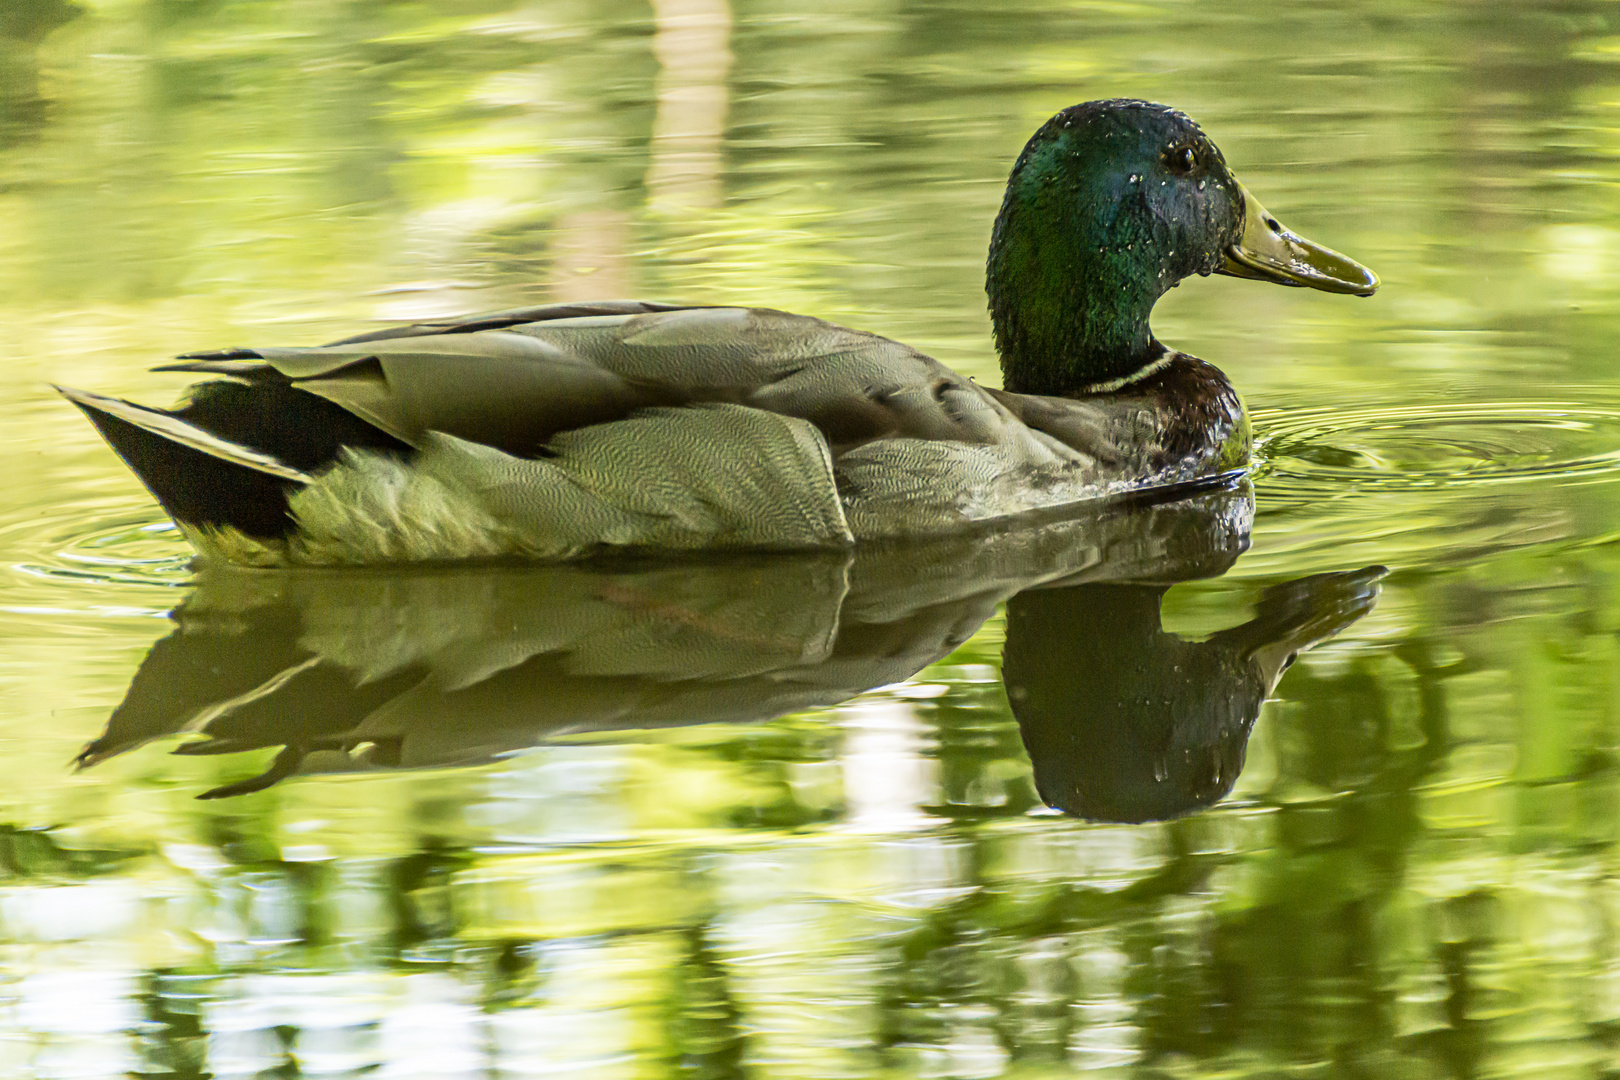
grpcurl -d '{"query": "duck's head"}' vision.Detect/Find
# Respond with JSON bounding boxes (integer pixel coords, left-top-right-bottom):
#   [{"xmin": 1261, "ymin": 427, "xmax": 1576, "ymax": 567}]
[{"xmin": 988, "ymin": 99, "xmax": 1378, "ymax": 395}]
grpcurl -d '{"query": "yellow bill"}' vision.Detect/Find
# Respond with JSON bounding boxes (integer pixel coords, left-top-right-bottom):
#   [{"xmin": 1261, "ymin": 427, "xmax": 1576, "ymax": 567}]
[{"xmin": 1219, "ymin": 182, "xmax": 1378, "ymax": 296}]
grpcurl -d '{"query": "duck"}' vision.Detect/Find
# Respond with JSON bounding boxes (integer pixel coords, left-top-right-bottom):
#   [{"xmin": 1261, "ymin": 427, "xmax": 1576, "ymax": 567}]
[{"xmin": 58, "ymin": 99, "xmax": 1377, "ymax": 566}]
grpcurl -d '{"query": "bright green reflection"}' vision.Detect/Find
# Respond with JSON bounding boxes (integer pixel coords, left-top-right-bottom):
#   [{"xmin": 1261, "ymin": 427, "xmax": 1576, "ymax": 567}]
[{"xmin": 7, "ymin": 0, "xmax": 1620, "ymax": 1077}]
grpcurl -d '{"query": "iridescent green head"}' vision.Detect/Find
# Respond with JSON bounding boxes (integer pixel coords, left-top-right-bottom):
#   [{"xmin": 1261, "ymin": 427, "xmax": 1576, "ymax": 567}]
[{"xmin": 987, "ymin": 99, "xmax": 1377, "ymax": 395}]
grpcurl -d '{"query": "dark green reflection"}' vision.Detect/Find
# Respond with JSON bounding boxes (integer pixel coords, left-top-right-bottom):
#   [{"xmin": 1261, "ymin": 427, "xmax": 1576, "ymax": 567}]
[
  {"xmin": 82, "ymin": 481, "xmax": 1375, "ymax": 822},
  {"xmin": 1007, "ymin": 568, "xmax": 1383, "ymax": 823},
  {"xmin": 0, "ymin": 0, "xmax": 79, "ymax": 143}
]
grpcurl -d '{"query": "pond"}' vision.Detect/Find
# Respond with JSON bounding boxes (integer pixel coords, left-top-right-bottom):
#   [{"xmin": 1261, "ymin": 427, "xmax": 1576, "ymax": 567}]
[{"xmin": 4, "ymin": 0, "xmax": 1620, "ymax": 1076}]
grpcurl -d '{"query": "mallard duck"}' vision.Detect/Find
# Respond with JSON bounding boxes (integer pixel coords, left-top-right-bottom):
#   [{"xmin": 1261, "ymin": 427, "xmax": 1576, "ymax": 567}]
[{"xmin": 59, "ymin": 99, "xmax": 1376, "ymax": 565}]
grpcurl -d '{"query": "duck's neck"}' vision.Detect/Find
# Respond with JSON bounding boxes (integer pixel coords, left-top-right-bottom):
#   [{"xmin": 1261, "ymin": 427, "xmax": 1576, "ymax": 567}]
[{"xmin": 986, "ymin": 157, "xmax": 1172, "ymax": 396}]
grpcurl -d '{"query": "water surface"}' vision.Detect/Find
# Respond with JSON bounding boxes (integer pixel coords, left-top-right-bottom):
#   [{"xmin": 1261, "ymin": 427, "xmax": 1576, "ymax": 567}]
[{"xmin": 5, "ymin": 0, "xmax": 1620, "ymax": 1076}]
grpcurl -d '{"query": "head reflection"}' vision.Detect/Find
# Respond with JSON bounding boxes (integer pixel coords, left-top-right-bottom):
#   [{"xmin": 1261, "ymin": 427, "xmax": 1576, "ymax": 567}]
[
  {"xmin": 80, "ymin": 479, "xmax": 1380, "ymax": 817},
  {"xmin": 1005, "ymin": 568, "xmax": 1383, "ymax": 824}
]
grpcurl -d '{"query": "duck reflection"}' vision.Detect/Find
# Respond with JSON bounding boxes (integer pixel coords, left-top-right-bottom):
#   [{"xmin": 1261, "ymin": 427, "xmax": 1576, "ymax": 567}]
[{"xmin": 79, "ymin": 480, "xmax": 1381, "ymax": 819}]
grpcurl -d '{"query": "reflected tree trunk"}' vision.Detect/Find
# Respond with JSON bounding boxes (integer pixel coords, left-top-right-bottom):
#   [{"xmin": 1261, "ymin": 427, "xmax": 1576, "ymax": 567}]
[
  {"xmin": 548, "ymin": 209, "xmax": 633, "ymax": 301},
  {"xmin": 645, "ymin": 0, "xmax": 732, "ymax": 212}
]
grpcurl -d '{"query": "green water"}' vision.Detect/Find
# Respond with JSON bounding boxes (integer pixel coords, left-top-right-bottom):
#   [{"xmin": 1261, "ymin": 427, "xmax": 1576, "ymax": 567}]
[{"xmin": 5, "ymin": 0, "xmax": 1620, "ymax": 1075}]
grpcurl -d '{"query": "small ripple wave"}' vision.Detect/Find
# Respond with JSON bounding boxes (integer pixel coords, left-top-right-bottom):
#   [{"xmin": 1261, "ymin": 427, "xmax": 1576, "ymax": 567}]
[
  {"xmin": 2, "ymin": 500, "xmax": 192, "ymax": 596},
  {"xmin": 1255, "ymin": 401, "xmax": 1620, "ymax": 497}
]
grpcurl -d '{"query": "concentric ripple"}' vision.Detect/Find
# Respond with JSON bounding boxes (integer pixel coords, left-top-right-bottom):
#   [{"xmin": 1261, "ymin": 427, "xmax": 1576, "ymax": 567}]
[
  {"xmin": 1255, "ymin": 402, "xmax": 1620, "ymax": 497},
  {"xmin": 1, "ymin": 499, "xmax": 192, "ymax": 600}
]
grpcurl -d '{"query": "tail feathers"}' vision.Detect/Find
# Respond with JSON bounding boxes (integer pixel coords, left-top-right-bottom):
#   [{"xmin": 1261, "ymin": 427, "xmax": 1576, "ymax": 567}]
[
  {"xmin": 57, "ymin": 387, "xmax": 311, "ymax": 482},
  {"xmin": 58, "ymin": 385, "xmax": 311, "ymax": 539}
]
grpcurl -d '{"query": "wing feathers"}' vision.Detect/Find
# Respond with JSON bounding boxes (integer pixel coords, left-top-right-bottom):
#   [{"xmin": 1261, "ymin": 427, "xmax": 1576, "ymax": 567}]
[
  {"xmin": 116, "ymin": 303, "xmax": 1071, "ymax": 525},
  {"xmin": 323, "ymin": 299, "xmax": 687, "ymax": 346},
  {"xmin": 281, "ymin": 404, "xmax": 854, "ymax": 562}
]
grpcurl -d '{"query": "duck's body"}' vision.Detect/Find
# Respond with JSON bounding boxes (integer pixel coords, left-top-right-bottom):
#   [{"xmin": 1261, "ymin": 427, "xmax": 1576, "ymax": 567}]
[
  {"xmin": 63, "ymin": 301, "xmax": 1246, "ymax": 564},
  {"xmin": 60, "ymin": 100, "xmax": 1374, "ymax": 566}
]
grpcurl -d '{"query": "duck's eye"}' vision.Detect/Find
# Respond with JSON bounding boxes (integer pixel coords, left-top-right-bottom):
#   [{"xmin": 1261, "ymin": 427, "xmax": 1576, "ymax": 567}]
[{"xmin": 1165, "ymin": 145, "xmax": 1198, "ymax": 175}]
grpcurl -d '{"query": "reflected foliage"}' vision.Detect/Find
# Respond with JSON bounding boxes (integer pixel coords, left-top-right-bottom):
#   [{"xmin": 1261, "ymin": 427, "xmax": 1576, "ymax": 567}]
[{"xmin": 0, "ymin": 0, "xmax": 79, "ymax": 144}]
